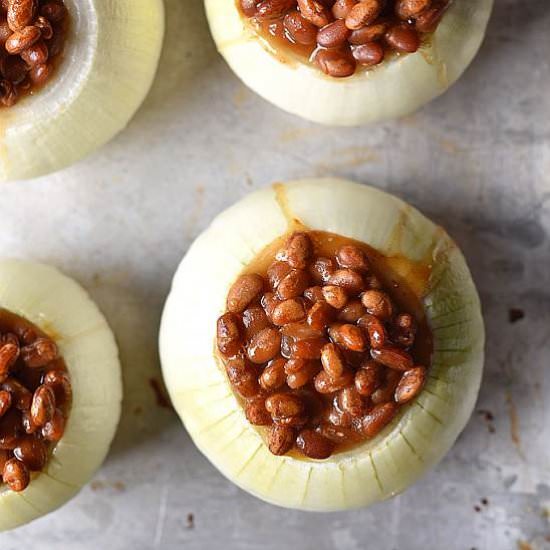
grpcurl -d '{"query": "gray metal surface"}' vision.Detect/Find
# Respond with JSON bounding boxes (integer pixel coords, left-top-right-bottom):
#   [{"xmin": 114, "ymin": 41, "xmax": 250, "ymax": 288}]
[{"xmin": 1, "ymin": 0, "xmax": 549, "ymax": 548}]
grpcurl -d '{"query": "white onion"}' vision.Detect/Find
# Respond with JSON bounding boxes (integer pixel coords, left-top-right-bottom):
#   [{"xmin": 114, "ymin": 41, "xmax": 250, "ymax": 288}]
[
  {"xmin": 204, "ymin": 0, "xmax": 493, "ymax": 125},
  {"xmin": 159, "ymin": 178, "xmax": 484, "ymax": 510},
  {"xmin": 0, "ymin": 260, "xmax": 122, "ymax": 531},
  {"xmin": 0, "ymin": 0, "xmax": 164, "ymax": 181}
]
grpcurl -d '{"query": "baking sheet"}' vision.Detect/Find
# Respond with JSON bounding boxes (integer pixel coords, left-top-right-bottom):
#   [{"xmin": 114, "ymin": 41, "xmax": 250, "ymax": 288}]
[{"xmin": 1, "ymin": 0, "xmax": 549, "ymax": 548}]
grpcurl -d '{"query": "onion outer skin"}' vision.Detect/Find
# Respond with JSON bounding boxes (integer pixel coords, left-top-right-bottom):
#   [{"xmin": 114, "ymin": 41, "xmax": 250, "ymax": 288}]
[
  {"xmin": 0, "ymin": 259, "xmax": 122, "ymax": 531},
  {"xmin": 204, "ymin": 0, "xmax": 493, "ymax": 126},
  {"xmin": 0, "ymin": 0, "xmax": 165, "ymax": 182},
  {"xmin": 159, "ymin": 178, "xmax": 485, "ymax": 511}
]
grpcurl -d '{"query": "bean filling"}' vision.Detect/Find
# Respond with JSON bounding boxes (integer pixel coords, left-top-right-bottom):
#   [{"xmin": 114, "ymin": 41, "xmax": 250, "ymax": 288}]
[
  {"xmin": 217, "ymin": 230, "xmax": 431, "ymax": 460},
  {"xmin": 0, "ymin": 308, "xmax": 72, "ymax": 492},
  {"xmin": 0, "ymin": 0, "xmax": 68, "ymax": 107},
  {"xmin": 238, "ymin": 0, "xmax": 451, "ymax": 78}
]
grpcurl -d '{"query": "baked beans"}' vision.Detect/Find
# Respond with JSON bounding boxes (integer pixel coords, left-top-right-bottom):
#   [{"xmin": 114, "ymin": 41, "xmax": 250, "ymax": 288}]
[
  {"xmin": 238, "ymin": 0, "xmax": 451, "ymax": 78},
  {"xmin": 216, "ymin": 230, "xmax": 431, "ymax": 459},
  {"xmin": 0, "ymin": 309, "xmax": 71, "ymax": 491}
]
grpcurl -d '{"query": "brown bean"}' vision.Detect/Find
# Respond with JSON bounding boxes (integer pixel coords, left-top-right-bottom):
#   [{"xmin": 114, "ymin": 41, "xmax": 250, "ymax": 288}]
[
  {"xmin": 279, "ymin": 232, "xmax": 312, "ymax": 269},
  {"xmin": 414, "ymin": 1, "xmax": 448, "ymax": 32},
  {"xmin": 0, "ymin": 18, "xmax": 11, "ymax": 46},
  {"xmin": 337, "ymin": 386, "xmax": 364, "ymax": 417},
  {"xmin": 332, "ymin": 0, "xmax": 356, "ymax": 19},
  {"xmin": 21, "ymin": 337, "xmax": 58, "ymax": 368},
  {"xmin": 349, "ymin": 21, "xmax": 387, "ymax": 44},
  {"xmin": 317, "ymin": 19, "xmax": 350, "ymax": 48},
  {"xmin": 0, "ymin": 340, "xmax": 19, "ymax": 380},
  {"xmin": 265, "ymin": 392, "xmax": 304, "ymax": 418},
  {"xmin": 361, "ymin": 290, "xmax": 393, "ymax": 319},
  {"xmin": 309, "ymin": 257, "xmax": 336, "ymax": 284},
  {"xmin": 286, "ymin": 361, "xmax": 319, "ymax": 389},
  {"xmin": 0, "ymin": 449, "xmax": 10, "ymax": 473},
  {"xmin": 392, "ymin": 312, "xmax": 417, "ymax": 348},
  {"xmin": 394, "ymin": 367, "xmax": 426, "ymax": 404},
  {"xmin": 13, "ymin": 435, "xmax": 47, "ymax": 470},
  {"xmin": 297, "ymin": 0, "xmax": 331, "ymax": 27},
  {"xmin": 21, "ymin": 409, "xmax": 39, "ymax": 434},
  {"xmin": 395, "ymin": 0, "xmax": 432, "ymax": 19},
  {"xmin": 29, "ymin": 62, "xmax": 51, "ymax": 85},
  {"xmin": 226, "ymin": 357, "xmax": 260, "ymax": 398},
  {"xmin": 42, "ymin": 369, "xmax": 72, "ymax": 404},
  {"xmin": 322, "ymin": 285, "xmax": 348, "ymax": 309},
  {"xmin": 352, "ymin": 42, "xmax": 385, "ymax": 66},
  {"xmin": 336, "ymin": 245, "xmax": 370, "ymax": 271},
  {"xmin": 385, "ymin": 24, "xmax": 420, "ymax": 53},
  {"xmin": 1, "ymin": 378, "xmax": 31, "ymax": 410},
  {"xmin": 290, "ymin": 336, "xmax": 326, "ymax": 360},
  {"xmin": 20, "ymin": 39, "xmax": 48, "ymax": 66},
  {"xmin": 362, "ymin": 402, "xmax": 397, "ymax": 438},
  {"xmin": 314, "ymin": 368, "xmax": 354, "ymax": 394},
  {"xmin": 40, "ymin": 1, "xmax": 67, "ymax": 23},
  {"xmin": 234, "ymin": 372, "xmax": 260, "ymax": 398},
  {"xmin": 267, "ymin": 424, "xmax": 294, "ymax": 455},
  {"xmin": 5, "ymin": 25, "xmax": 41, "ymax": 54},
  {"xmin": 267, "ymin": 261, "xmax": 292, "ymax": 290},
  {"xmin": 41, "ymin": 408, "xmax": 65, "ymax": 441},
  {"xmin": 354, "ymin": 361, "xmax": 382, "ymax": 396},
  {"xmin": 272, "ymin": 299, "xmax": 306, "ymax": 326},
  {"xmin": 327, "ymin": 269, "xmax": 363, "ymax": 294},
  {"xmin": 277, "ymin": 269, "xmax": 309, "ymax": 300},
  {"xmin": 34, "ymin": 15, "xmax": 53, "ymax": 39},
  {"xmin": 328, "ymin": 323, "xmax": 367, "ymax": 352},
  {"xmin": 318, "ymin": 423, "xmax": 359, "ymax": 443},
  {"xmin": 30, "ymin": 384, "xmax": 55, "ymax": 426},
  {"xmin": 357, "ymin": 313, "xmax": 386, "ymax": 349},
  {"xmin": 3, "ymin": 458, "xmax": 29, "ymax": 491},
  {"xmin": 320, "ymin": 342, "xmax": 345, "ymax": 379},
  {"xmin": 327, "ymin": 405, "xmax": 353, "ymax": 428},
  {"xmin": 281, "ymin": 322, "xmax": 322, "ymax": 341},
  {"xmin": 245, "ymin": 396, "xmax": 272, "ymax": 425},
  {"xmin": 0, "ymin": 408, "xmax": 21, "ymax": 449},
  {"xmin": 7, "ymin": 0, "xmax": 36, "ymax": 31},
  {"xmin": 45, "ymin": 24, "xmax": 66, "ymax": 57},
  {"xmin": 216, "ymin": 313, "xmax": 242, "ymax": 356},
  {"xmin": 296, "ymin": 429, "xmax": 334, "ymax": 459},
  {"xmin": 303, "ymin": 286, "xmax": 325, "ymax": 304},
  {"xmin": 283, "ymin": 357, "xmax": 309, "ymax": 374},
  {"xmin": 0, "ymin": 389, "xmax": 12, "ymax": 418},
  {"xmin": 259, "ymin": 357, "xmax": 287, "ymax": 390},
  {"xmin": 240, "ymin": 0, "xmax": 258, "ymax": 16},
  {"xmin": 273, "ymin": 414, "xmax": 308, "ymax": 428},
  {"xmin": 256, "ymin": 0, "xmax": 295, "ymax": 19},
  {"xmin": 345, "ymin": 0, "xmax": 382, "ymax": 30},
  {"xmin": 307, "ymin": 301, "xmax": 334, "ymax": 331},
  {"xmin": 370, "ymin": 346, "xmax": 413, "ymax": 371},
  {"xmin": 284, "ymin": 10, "xmax": 320, "ymax": 45},
  {"xmin": 1, "ymin": 55, "xmax": 29, "ymax": 85},
  {"xmin": 247, "ymin": 327, "xmax": 281, "ymax": 364},
  {"xmin": 261, "ymin": 292, "xmax": 280, "ymax": 321},
  {"xmin": 371, "ymin": 368, "xmax": 401, "ymax": 404},
  {"xmin": 315, "ymin": 48, "xmax": 356, "ymax": 78},
  {"xmin": 227, "ymin": 274, "xmax": 264, "ymax": 313},
  {"xmin": 337, "ymin": 300, "xmax": 365, "ymax": 323},
  {"xmin": 242, "ymin": 306, "xmax": 270, "ymax": 340}
]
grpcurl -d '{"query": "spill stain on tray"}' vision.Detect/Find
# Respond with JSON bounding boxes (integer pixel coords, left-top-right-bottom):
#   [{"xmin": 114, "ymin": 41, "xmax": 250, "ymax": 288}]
[
  {"xmin": 507, "ymin": 391, "xmax": 525, "ymax": 459},
  {"xmin": 149, "ymin": 377, "xmax": 173, "ymax": 410},
  {"xmin": 314, "ymin": 146, "xmax": 380, "ymax": 172}
]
